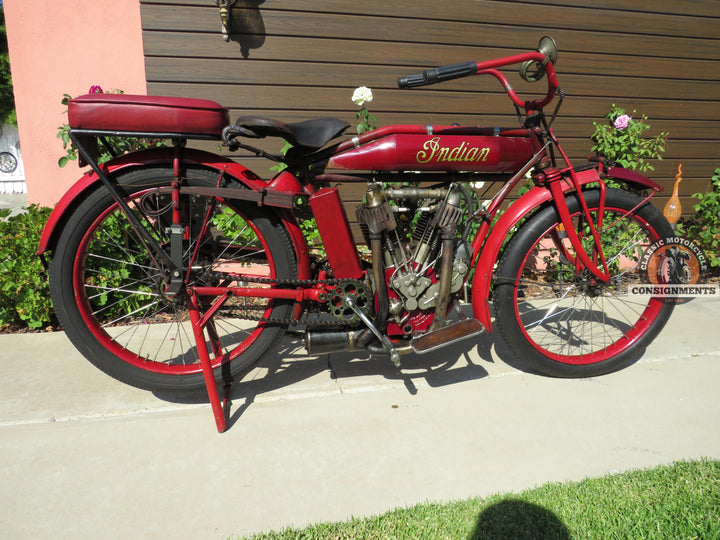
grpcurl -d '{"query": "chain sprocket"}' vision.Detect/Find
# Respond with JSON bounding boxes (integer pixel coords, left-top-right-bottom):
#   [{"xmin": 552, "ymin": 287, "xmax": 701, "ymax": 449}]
[{"xmin": 328, "ymin": 281, "xmax": 373, "ymax": 323}]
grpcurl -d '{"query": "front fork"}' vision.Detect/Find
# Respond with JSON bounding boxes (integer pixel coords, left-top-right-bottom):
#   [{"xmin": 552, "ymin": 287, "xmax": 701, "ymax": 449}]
[{"xmin": 542, "ymin": 167, "xmax": 611, "ymax": 283}]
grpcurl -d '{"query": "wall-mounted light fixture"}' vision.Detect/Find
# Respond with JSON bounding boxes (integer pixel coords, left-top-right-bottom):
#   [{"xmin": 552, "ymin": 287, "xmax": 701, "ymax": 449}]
[{"xmin": 215, "ymin": 0, "xmax": 238, "ymax": 42}]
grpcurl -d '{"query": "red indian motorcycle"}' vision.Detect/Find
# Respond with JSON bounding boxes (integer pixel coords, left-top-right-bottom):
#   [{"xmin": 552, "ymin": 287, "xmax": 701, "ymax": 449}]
[{"xmin": 38, "ymin": 38, "xmax": 675, "ymax": 431}]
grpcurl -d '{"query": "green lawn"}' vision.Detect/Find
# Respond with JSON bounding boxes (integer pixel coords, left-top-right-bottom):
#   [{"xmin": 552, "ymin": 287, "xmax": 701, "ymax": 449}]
[{"xmin": 243, "ymin": 459, "xmax": 719, "ymax": 540}]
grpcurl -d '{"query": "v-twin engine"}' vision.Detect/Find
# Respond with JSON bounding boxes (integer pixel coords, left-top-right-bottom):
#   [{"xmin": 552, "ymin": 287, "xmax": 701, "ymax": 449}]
[{"xmin": 356, "ymin": 182, "xmax": 471, "ymax": 334}]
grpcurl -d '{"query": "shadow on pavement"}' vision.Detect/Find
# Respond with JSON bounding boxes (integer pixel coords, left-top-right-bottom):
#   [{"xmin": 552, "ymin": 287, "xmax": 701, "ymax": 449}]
[{"xmin": 153, "ymin": 306, "xmax": 539, "ymax": 428}]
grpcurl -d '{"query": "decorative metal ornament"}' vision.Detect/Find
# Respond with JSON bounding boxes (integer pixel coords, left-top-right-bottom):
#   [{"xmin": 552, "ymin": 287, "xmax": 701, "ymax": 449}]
[
  {"xmin": 663, "ymin": 163, "xmax": 683, "ymax": 228},
  {"xmin": 0, "ymin": 152, "xmax": 18, "ymax": 173},
  {"xmin": 215, "ymin": 0, "xmax": 238, "ymax": 42}
]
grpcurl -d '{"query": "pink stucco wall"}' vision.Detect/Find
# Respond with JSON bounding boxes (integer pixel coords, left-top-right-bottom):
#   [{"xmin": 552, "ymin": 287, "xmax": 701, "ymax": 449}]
[{"xmin": 4, "ymin": 0, "xmax": 147, "ymax": 207}]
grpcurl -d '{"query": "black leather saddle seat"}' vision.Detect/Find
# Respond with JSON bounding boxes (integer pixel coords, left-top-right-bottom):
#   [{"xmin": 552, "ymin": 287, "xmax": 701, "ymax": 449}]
[{"xmin": 228, "ymin": 116, "xmax": 350, "ymax": 150}]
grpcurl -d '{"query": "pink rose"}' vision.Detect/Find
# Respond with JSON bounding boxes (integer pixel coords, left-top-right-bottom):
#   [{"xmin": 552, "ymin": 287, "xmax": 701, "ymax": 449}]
[
  {"xmin": 614, "ymin": 114, "xmax": 632, "ymax": 130},
  {"xmin": 88, "ymin": 85, "xmax": 104, "ymax": 94}
]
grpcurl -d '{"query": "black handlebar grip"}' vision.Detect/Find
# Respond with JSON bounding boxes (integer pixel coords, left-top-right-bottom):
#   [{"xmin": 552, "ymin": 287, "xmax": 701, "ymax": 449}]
[
  {"xmin": 424, "ymin": 61, "xmax": 478, "ymax": 84},
  {"xmin": 398, "ymin": 61, "xmax": 477, "ymax": 88},
  {"xmin": 397, "ymin": 73, "xmax": 426, "ymax": 88}
]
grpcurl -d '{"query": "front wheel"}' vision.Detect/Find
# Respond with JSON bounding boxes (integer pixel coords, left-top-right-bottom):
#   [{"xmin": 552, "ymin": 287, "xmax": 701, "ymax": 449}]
[
  {"xmin": 493, "ymin": 188, "xmax": 674, "ymax": 377},
  {"xmin": 49, "ymin": 167, "xmax": 296, "ymax": 393}
]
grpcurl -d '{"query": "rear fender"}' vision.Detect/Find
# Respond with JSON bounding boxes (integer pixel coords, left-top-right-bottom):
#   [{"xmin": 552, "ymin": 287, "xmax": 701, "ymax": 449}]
[
  {"xmin": 37, "ymin": 148, "xmax": 311, "ymax": 280},
  {"xmin": 470, "ymin": 165, "xmax": 662, "ymax": 330}
]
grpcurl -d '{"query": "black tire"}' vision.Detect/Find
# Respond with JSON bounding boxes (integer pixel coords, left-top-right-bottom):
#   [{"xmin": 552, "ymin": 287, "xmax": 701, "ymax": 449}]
[
  {"xmin": 49, "ymin": 167, "xmax": 296, "ymax": 393},
  {"xmin": 494, "ymin": 188, "xmax": 674, "ymax": 377}
]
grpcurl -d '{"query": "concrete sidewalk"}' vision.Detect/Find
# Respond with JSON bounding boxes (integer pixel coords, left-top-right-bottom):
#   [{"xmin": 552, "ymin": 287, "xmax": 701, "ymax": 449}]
[
  {"xmin": 0, "ymin": 193, "xmax": 28, "ymax": 217},
  {"xmin": 1, "ymin": 297, "xmax": 719, "ymax": 539}
]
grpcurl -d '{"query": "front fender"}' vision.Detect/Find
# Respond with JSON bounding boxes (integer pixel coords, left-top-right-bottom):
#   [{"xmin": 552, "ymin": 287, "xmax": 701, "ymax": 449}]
[
  {"xmin": 605, "ymin": 166, "xmax": 663, "ymax": 192},
  {"xmin": 470, "ymin": 165, "xmax": 662, "ymax": 330},
  {"xmin": 37, "ymin": 148, "xmax": 311, "ymax": 280}
]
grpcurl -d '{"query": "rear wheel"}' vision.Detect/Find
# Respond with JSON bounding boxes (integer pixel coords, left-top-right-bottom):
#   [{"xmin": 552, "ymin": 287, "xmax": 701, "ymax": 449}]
[
  {"xmin": 494, "ymin": 188, "xmax": 674, "ymax": 377},
  {"xmin": 49, "ymin": 167, "xmax": 296, "ymax": 393}
]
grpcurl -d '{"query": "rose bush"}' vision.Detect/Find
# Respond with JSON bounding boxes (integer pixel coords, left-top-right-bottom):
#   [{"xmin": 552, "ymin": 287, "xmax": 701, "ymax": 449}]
[
  {"xmin": 352, "ymin": 86, "xmax": 376, "ymax": 134},
  {"xmin": 613, "ymin": 114, "xmax": 631, "ymax": 130},
  {"xmin": 591, "ymin": 104, "xmax": 667, "ymax": 173},
  {"xmin": 57, "ymin": 86, "xmax": 166, "ymax": 167},
  {"xmin": 351, "ymin": 86, "xmax": 373, "ymax": 107}
]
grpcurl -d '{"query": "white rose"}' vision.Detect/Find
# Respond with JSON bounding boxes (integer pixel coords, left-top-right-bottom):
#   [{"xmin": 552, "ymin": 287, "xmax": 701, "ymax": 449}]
[{"xmin": 352, "ymin": 86, "xmax": 373, "ymax": 107}]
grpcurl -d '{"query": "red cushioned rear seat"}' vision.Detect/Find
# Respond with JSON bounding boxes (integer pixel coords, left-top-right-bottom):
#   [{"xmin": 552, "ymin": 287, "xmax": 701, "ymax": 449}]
[{"xmin": 68, "ymin": 94, "xmax": 229, "ymax": 138}]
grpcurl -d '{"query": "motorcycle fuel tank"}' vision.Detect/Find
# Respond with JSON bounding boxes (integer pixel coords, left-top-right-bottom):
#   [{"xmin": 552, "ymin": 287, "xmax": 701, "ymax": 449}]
[{"xmin": 327, "ymin": 128, "xmax": 537, "ymax": 173}]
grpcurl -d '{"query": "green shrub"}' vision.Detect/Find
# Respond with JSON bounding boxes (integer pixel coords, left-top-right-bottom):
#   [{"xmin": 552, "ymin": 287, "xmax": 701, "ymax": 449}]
[
  {"xmin": 0, "ymin": 10, "xmax": 17, "ymax": 126},
  {"xmin": 0, "ymin": 206, "xmax": 54, "ymax": 330},
  {"xmin": 590, "ymin": 104, "xmax": 668, "ymax": 173},
  {"xmin": 678, "ymin": 168, "xmax": 720, "ymax": 270}
]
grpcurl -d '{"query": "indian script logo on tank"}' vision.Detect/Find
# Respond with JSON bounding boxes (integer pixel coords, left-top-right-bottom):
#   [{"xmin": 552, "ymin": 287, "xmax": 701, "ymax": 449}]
[
  {"xmin": 416, "ymin": 137, "xmax": 491, "ymax": 164},
  {"xmin": 630, "ymin": 236, "xmax": 718, "ymax": 304}
]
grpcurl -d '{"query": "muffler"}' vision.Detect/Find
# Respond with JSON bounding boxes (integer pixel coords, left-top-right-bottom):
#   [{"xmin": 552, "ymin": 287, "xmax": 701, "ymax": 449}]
[{"xmin": 305, "ymin": 330, "xmax": 366, "ymax": 355}]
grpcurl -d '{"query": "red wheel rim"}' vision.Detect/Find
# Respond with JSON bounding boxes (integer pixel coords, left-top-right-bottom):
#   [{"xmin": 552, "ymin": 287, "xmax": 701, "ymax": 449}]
[
  {"xmin": 72, "ymin": 191, "xmax": 277, "ymax": 375},
  {"xmin": 511, "ymin": 205, "xmax": 665, "ymax": 365}
]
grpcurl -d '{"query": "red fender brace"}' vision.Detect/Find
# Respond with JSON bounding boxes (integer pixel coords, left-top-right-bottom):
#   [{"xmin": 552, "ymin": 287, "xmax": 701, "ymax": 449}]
[{"xmin": 37, "ymin": 147, "xmax": 312, "ymax": 282}]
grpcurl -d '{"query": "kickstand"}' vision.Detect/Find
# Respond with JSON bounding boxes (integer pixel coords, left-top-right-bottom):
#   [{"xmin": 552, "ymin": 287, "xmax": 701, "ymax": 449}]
[
  {"xmin": 199, "ymin": 363, "xmax": 231, "ymax": 433},
  {"xmin": 187, "ymin": 290, "xmax": 231, "ymax": 433}
]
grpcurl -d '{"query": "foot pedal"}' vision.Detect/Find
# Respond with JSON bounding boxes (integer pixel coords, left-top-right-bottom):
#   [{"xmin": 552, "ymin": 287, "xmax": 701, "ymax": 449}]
[
  {"xmin": 344, "ymin": 295, "xmax": 401, "ymax": 366},
  {"xmin": 411, "ymin": 318, "xmax": 485, "ymax": 354}
]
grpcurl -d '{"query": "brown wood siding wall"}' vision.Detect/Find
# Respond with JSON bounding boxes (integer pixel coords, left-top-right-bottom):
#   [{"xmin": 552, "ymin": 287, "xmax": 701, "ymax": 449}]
[{"xmin": 140, "ymin": 0, "xmax": 720, "ymax": 221}]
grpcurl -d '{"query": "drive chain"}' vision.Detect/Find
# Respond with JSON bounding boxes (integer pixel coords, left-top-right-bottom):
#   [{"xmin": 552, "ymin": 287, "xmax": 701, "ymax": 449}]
[{"xmin": 209, "ymin": 271, "xmax": 362, "ymax": 328}]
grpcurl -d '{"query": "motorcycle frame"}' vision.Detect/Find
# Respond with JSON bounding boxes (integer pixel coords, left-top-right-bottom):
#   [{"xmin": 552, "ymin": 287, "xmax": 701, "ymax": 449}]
[
  {"xmin": 37, "ymin": 47, "xmax": 666, "ymax": 431},
  {"xmin": 39, "ymin": 131, "xmax": 662, "ymax": 332},
  {"xmin": 38, "ymin": 48, "xmax": 665, "ymax": 332}
]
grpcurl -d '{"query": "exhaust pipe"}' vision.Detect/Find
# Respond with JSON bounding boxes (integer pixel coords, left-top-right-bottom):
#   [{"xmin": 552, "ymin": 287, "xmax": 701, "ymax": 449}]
[{"xmin": 305, "ymin": 330, "xmax": 366, "ymax": 355}]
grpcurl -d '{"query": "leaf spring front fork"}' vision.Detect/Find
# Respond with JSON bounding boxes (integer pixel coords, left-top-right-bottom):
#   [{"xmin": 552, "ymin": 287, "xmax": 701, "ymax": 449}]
[{"xmin": 544, "ymin": 167, "xmax": 611, "ymax": 283}]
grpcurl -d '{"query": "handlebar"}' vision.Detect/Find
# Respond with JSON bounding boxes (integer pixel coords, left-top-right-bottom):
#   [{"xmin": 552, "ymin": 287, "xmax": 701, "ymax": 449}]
[
  {"xmin": 398, "ymin": 61, "xmax": 478, "ymax": 88},
  {"xmin": 397, "ymin": 48, "xmax": 559, "ymax": 111}
]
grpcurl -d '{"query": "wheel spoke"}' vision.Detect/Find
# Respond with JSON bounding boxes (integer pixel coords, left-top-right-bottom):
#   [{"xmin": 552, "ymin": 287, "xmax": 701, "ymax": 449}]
[
  {"xmin": 71, "ymin": 182, "xmax": 287, "ymax": 373},
  {"xmin": 497, "ymin": 190, "xmax": 671, "ymax": 369}
]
